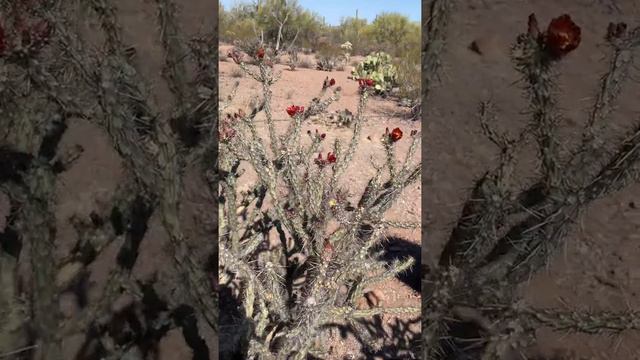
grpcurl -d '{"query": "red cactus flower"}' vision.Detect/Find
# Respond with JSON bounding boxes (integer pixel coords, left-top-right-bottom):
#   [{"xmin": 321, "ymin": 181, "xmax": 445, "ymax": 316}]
[
  {"xmin": 220, "ymin": 119, "xmax": 236, "ymax": 142},
  {"xmin": 544, "ymin": 14, "xmax": 581, "ymax": 58},
  {"xmin": 358, "ymin": 78, "xmax": 375, "ymax": 90},
  {"xmin": 286, "ymin": 105, "xmax": 304, "ymax": 117},
  {"xmin": 329, "ymin": 78, "xmax": 336, "ymax": 86},
  {"xmin": 311, "ymin": 129, "xmax": 326, "ymax": 140},
  {"xmin": 390, "ymin": 128, "xmax": 403, "ymax": 142},
  {"xmin": 315, "ymin": 152, "xmax": 337, "ymax": 167},
  {"xmin": 322, "ymin": 238, "xmax": 334, "ymax": 261},
  {"xmin": 327, "ymin": 152, "xmax": 337, "ymax": 164},
  {"xmin": 256, "ymin": 47, "xmax": 265, "ymax": 59}
]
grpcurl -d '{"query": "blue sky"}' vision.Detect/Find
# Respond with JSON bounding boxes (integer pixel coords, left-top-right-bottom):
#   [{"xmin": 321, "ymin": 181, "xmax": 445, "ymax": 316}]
[{"xmin": 219, "ymin": 0, "xmax": 421, "ymax": 26}]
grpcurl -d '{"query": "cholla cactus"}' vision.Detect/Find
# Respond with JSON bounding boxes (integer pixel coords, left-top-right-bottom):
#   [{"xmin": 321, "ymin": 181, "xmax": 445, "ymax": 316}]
[
  {"xmin": 219, "ymin": 47, "xmax": 421, "ymax": 359},
  {"xmin": 340, "ymin": 41, "xmax": 353, "ymax": 64},
  {"xmin": 424, "ymin": 10, "xmax": 640, "ymax": 360},
  {"xmin": 1, "ymin": 1, "xmax": 219, "ymax": 359}
]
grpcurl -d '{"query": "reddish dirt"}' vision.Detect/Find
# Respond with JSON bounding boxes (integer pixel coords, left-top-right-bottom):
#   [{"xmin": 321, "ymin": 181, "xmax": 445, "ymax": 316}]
[
  {"xmin": 425, "ymin": 0, "xmax": 640, "ymax": 358},
  {"xmin": 219, "ymin": 45, "xmax": 422, "ymax": 358}
]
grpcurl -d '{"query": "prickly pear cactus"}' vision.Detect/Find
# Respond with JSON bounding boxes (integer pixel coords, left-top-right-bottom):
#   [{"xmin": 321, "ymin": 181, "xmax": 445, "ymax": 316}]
[{"xmin": 352, "ymin": 51, "xmax": 398, "ymax": 94}]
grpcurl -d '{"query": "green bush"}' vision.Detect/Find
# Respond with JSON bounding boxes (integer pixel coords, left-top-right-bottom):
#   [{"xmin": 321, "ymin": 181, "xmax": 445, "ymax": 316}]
[
  {"xmin": 368, "ymin": 13, "xmax": 412, "ymax": 55},
  {"xmin": 393, "ymin": 21, "xmax": 421, "ymax": 117},
  {"xmin": 219, "ymin": 0, "xmax": 326, "ymax": 51}
]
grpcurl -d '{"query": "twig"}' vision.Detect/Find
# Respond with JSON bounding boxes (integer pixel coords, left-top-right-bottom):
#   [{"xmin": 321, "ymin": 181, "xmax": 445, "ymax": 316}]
[{"xmin": 0, "ymin": 345, "xmax": 39, "ymax": 359}]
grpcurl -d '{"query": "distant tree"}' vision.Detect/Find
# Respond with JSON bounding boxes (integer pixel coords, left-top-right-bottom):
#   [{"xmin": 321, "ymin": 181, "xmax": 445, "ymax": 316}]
[
  {"xmin": 220, "ymin": 0, "xmax": 324, "ymax": 52},
  {"xmin": 369, "ymin": 12, "xmax": 412, "ymax": 55},
  {"xmin": 338, "ymin": 16, "xmax": 368, "ymax": 55}
]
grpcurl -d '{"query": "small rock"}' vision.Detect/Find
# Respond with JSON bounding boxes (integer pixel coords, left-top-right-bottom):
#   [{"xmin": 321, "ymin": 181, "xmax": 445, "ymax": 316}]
[
  {"xmin": 468, "ymin": 35, "xmax": 505, "ymax": 59},
  {"xmin": 469, "ymin": 40, "xmax": 483, "ymax": 55}
]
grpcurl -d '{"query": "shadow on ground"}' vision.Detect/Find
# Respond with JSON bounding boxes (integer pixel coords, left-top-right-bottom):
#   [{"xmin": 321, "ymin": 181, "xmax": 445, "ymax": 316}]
[{"xmin": 321, "ymin": 236, "xmax": 421, "ymax": 359}]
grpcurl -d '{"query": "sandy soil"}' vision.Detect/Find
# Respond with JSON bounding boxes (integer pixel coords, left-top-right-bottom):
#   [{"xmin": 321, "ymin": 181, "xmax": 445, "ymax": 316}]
[
  {"xmin": 425, "ymin": 0, "xmax": 640, "ymax": 358},
  {"xmin": 218, "ymin": 45, "xmax": 422, "ymax": 359}
]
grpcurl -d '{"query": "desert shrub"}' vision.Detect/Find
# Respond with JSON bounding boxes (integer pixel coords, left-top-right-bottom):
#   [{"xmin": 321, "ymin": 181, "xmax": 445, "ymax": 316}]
[
  {"xmin": 337, "ymin": 17, "xmax": 368, "ymax": 55},
  {"xmin": 219, "ymin": 0, "xmax": 326, "ymax": 54},
  {"xmin": 368, "ymin": 13, "xmax": 413, "ymax": 56},
  {"xmin": 221, "ymin": 1, "xmax": 419, "ymax": 61},
  {"xmin": 394, "ymin": 22, "xmax": 421, "ymax": 120},
  {"xmin": 299, "ymin": 57, "xmax": 314, "ymax": 69},
  {"xmin": 237, "ymin": 38, "xmax": 264, "ymax": 60},
  {"xmin": 422, "ymin": 5, "xmax": 640, "ymax": 359},
  {"xmin": 219, "ymin": 53, "xmax": 421, "ymax": 358},
  {"xmin": 352, "ymin": 52, "xmax": 398, "ymax": 94},
  {"xmin": 318, "ymin": 108, "xmax": 356, "ymax": 128},
  {"xmin": 292, "ymin": 9, "xmax": 327, "ymax": 50},
  {"xmin": 287, "ymin": 47, "xmax": 299, "ymax": 70},
  {"xmin": 395, "ymin": 57, "xmax": 420, "ymax": 107},
  {"xmin": 220, "ymin": 14, "xmax": 257, "ymax": 44},
  {"xmin": 316, "ymin": 56, "xmax": 336, "ymax": 71},
  {"xmin": 230, "ymin": 67, "xmax": 244, "ymax": 78},
  {"xmin": 335, "ymin": 13, "xmax": 418, "ymax": 58},
  {"xmin": 315, "ymin": 38, "xmax": 341, "ymax": 71}
]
